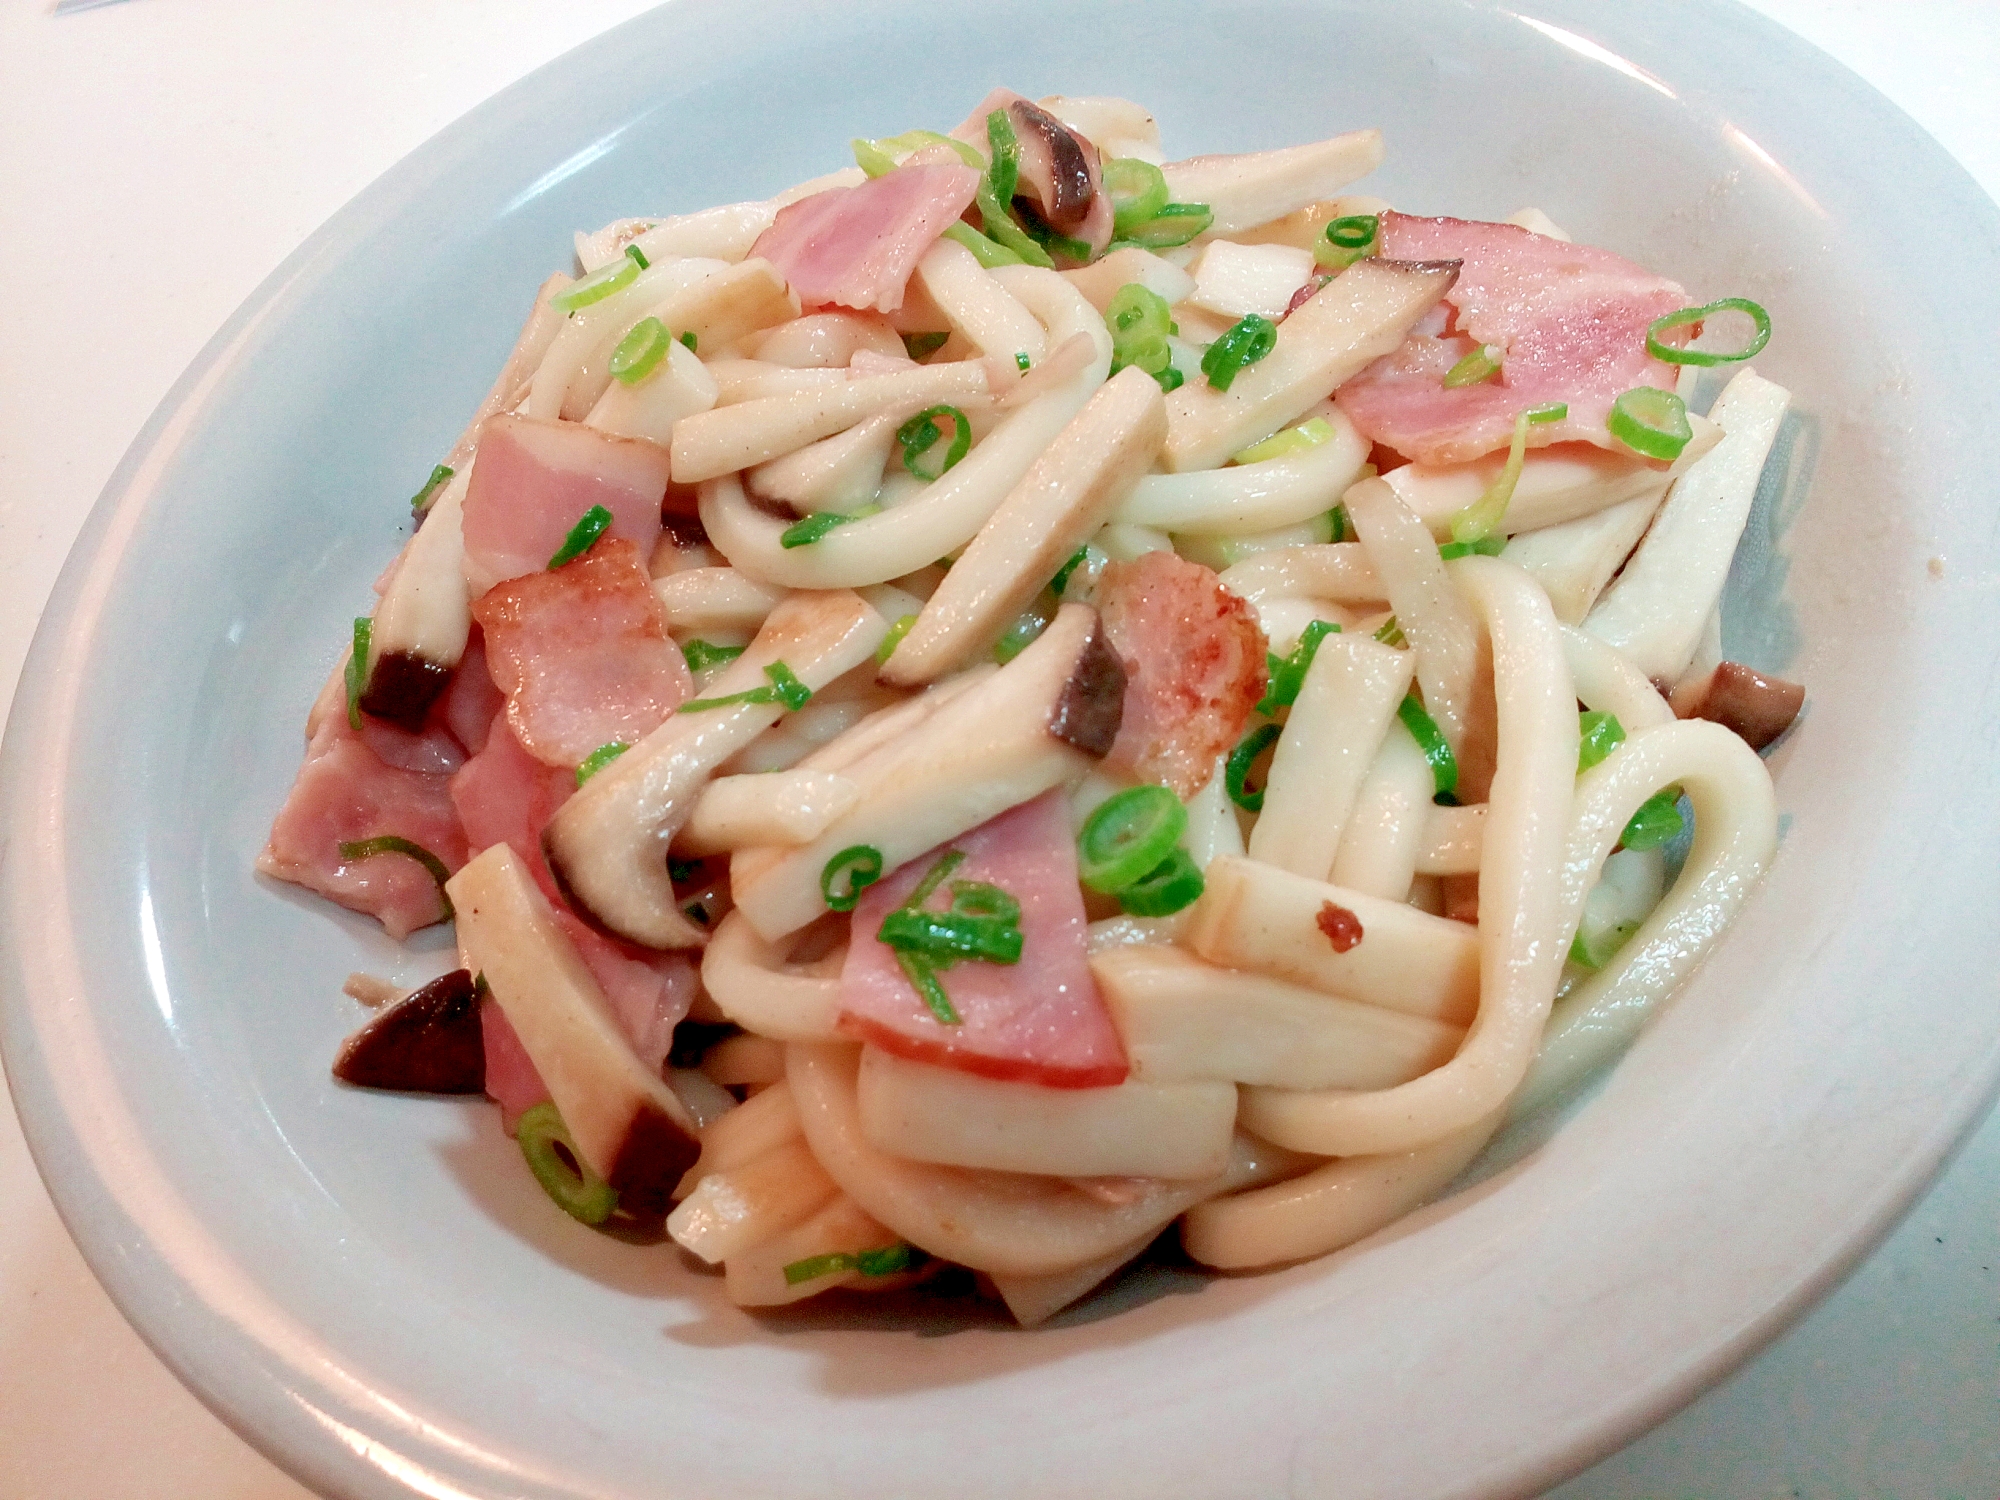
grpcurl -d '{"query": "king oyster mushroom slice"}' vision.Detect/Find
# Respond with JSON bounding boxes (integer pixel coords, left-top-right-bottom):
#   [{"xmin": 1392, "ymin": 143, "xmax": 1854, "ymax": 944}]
[
  {"xmin": 448, "ymin": 844, "xmax": 701, "ymax": 1214},
  {"xmin": 729, "ymin": 602, "xmax": 1125, "ymax": 944},
  {"xmin": 880, "ymin": 365, "xmax": 1166, "ymax": 686},
  {"xmin": 543, "ymin": 590, "xmax": 888, "ymax": 949},
  {"xmin": 359, "ymin": 466, "xmax": 473, "ymax": 727},
  {"xmin": 1159, "ymin": 129, "xmax": 1386, "ymax": 236},
  {"xmin": 1162, "ymin": 257, "xmax": 1460, "ymax": 473}
]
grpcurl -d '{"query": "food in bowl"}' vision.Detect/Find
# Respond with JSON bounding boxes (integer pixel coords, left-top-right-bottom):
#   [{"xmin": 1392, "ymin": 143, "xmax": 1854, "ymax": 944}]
[{"xmin": 261, "ymin": 88, "xmax": 1800, "ymax": 1324}]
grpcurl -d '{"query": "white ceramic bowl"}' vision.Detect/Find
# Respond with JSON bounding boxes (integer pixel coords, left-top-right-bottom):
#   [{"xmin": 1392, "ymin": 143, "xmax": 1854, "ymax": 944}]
[{"xmin": 6, "ymin": 3, "xmax": 1999, "ymax": 1497}]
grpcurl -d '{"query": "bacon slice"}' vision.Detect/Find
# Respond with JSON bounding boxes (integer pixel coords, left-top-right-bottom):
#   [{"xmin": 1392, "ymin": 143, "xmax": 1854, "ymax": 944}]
[
  {"xmin": 749, "ymin": 163, "xmax": 981, "ymax": 315},
  {"xmin": 481, "ymin": 992, "xmax": 550, "ymax": 1132},
  {"xmin": 1097, "ymin": 552, "xmax": 1268, "ymax": 798},
  {"xmin": 839, "ymin": 791, "xmax": 1127, "ymax": 1089},
  {"xmin": 437, "ymin": 630, "xmax": 504, "ymax": 757},
  {"xmin": 450, "ymin": 714, "xmax": 696, "ymax": 1077},
  {"xmin": 259, "ymin": 720, "xmax": 468, "ymax": 940},
  {"xmin": 460, "ymin": 413, "xmax": 671, "ymax": 596},
  {"xmin": 1335, "ymin": 214, "xmax": 1688, "ymax": 465},
  {"xmin": 470, "ymin": 537, "xmax": 692, "ymax": 770}
]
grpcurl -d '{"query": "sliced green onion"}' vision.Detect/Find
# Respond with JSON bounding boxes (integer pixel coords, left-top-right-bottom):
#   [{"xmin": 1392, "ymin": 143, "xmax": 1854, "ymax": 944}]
[
  {"xmin": 678, "ymin": 660, "xmax": 814, "ymax": 714},
  {"xmin": 1225, "ymin": 723, "xmax": 1283, "ymax": 811},
  {"xmin": 1437, "ymin": 537, "xmax": 1506, "ymax": 560},
  {"xmin": 515, "ymin": 1102, "xmax": 618, "ymax": 1225},
  {"xmin": 1577, "ymin": 711, "xmax": 1626, "ymax": 774},
  {"xmin": 855, "ymin": 1242, "xmax": 914, "ymax": 1276},
  {"xmin": 681, "ymin": 639, "xmax": 746, "ymax": 672},
  {"xmin": 780, "ymin": 510, "xmax": 858, "ymax": 549},
  {"xmin": 896, "ymin": 951, "xmax": 960, "ymax": 1025},
  {"xmin": 1105, "ymin": 282, "xmax": 1180, "ymax": 392},
  {"xmin": 1606, "ymin": 387, "xmax": 1694, "ymax": 462},
  {"xmin": 781, "ymin": 1243, "xmax": 915, "ymax": 1285},
  {"xmin": 1256, "ymin": 619, "xmax": 1341, "ymax": 716},
  {"xmin": 679, "ymin": 330, "xmax": 697, "ymax": 352},
  {"xmin": 877, "ymin": 907, "xmax": 1024, "ymax": 965},
  {"xmin": 876, "ymin": 613, "xmax": 917, "ymax": 665},
  {"xmin": 1115, "ymin": 202, "xmax": 1213, "ymax": 250},
  {"xmin": 1200, "ymin": 314, "xmax": 1278, "ymax": 392},
  {"xmin": 1104, "ymin": 157, "xmax": 1171, "ymax": 236},
  {"xmin": 1051, "ymin": 546, "xmax": 1093, "ymax": 599},
  {"xmin": 1327, "ymin": 503, "xmax": 1351, "ymax": 544},
  {"xmin": 897, "ymin": 405, "xmax": 972, "ymax": 480},
  {"xmin": 1078, "ymin": 785, "xmax": 1188, "ymax": 893},
  {"xmin": 609, "ymin": 316, "xmax": 671, "ymax": 385},
  {"xmin": 992, "ymin": 610, "xmax": 1046, "ymax": 664},
  {"xmin": 575, "ymin": 742, "xmax": 628, "ymax": 786},
  {"xmin": 1442, "ymin": 343, "xmax": 1504, "ymax": 388},
  {"xmin": 1117, "ymin": 846, "xmax": 1205, "ymax": 917},
  {"xmin": 1030, "ymin": 226, "xmax": 1095, "ymax": 264},
  {"xmin": 851, "ymin": 137, "xmax": 901, "ymax": 178},
  {"xmin": 1397, "ymin": 693, "xmax": 1460, "ymax": 803},
  {"xmin": 1569, "ymin": 919, "xmax": 1642, "ymax": 971},
  {"xmin": 337, "ymin": 834, "xmax": 454, "ymax": 921},
  {"xmin": 1373, "ymin": 615, "xmax": 1406, "ymax": 648},
  {"xmin": 1316, "ymin": 213, "xmax": 1380, "ymax": 271},
  {"xmin": 1232, "ymin": 416, "xmax": 1334, "ymax": 466},
  {"xmin": 942, "ymin": 221, "xmax": 1025, "ymax": 269},
  {"xmin": 551, "ymin": 255, "xmax": 640, "ymax": 313},
  {"xmin": 903, "ymin": 330, "xmax": 950, "ymax": 360},
  {"xmin": 344, "ymin": 616, "xmax": 372, "ymax": 730},
  {"xmin": 1645, "ymin": 297, "xmax": 1771, "ymax": 367},
  {"xmin": 409, "ymin": 463, "xmax": 454, "ymax": 518},
  {"xmin": 985, "ymin": 109, "xmax": 1020, "ymax": 209},
  {"xmin": 1447, "ymin": 401, "xmax": 1568, "ymax": 544},
  {"xmin": 905, "ymin": 849, "xmax": 966, "ymax": 909},
  {"xmin": 548, "ymin": 504, "xmax": 613, "ymax": 568},
  {"xmin": 821, "ymin": 845, "xmax": 885, "ymax": 912},
  {"xmin": 974, "ymin": 166, "xmax": 1056, "ymax": 269},
  {"xmin": 625, "ymin": 244, "xmax": 650, "ymax": 270},
  {"xmin": 1620, "ymin": 789, "xmax": 1685, "ymax": 850},
  {"xmin": 949, "ymin": 880, "xmax": 1020, "ymax": 923}
]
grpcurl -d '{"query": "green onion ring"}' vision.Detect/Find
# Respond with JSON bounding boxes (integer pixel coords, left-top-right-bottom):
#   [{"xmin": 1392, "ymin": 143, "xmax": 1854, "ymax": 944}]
[
  {"xmin": 574, "ymin": 742, "xmax": 629, "ymax": 787},
  {"xmin": 1077, "ymin": 785, "xmax": 1188, "ymax": 893},
  {"xmin": 780, "ymin": 510, "xmax": 859, "ymax": 549},
  {"xmin": 515, "ymin": 1103, "xmax": 618, "ymax": 1225},
  {"xmin": 681, "ymin": 639, "xmax": 745, "ymax": 672},
  {"xmin": 896, "ymin": 405, "xmax": 972, "ymax": 480},
  {"xmin": 548, "ymin": 504, "xmax": 613, "ymax": 568},
  {"xmin": 1576, "ymin": 711, "xmax": 1626, "ymax": 774},
  {"xmin": 1606, "ymin": 387, "xmax": 1694, "ymax": 462},
  {"xmin": 821, "ymin": 845, "xmax": 885, "ymax": 912},
  {"xmin": 344, "ymin": 616, "xmax": 372, "ymax": 730},
  {"xmin": 1104, "ymin": 157, "xmax": 1170, "ymax": 236},
  {"xmin": 1620, "ymin": 788, "xmax": 1685, "ymax": 850},
  {"xmin": 551, "ymin": 255, "xmax": 640, "ymax": 313},
  {"xmin": 1225, "ymin": 723, "xmax": 1283, "ymax": 812},
  {"xmin": 1117, "ymin": 846, "xmax": 1206, "ymax": 917},
  {"xmin": 1200, "ymin": 314, "xmax": 1278, "ymax": 392},
  {"xmin": 876, "ymin": 613, "xmax": 917, "ymax": 665},
  {"xmin": 1396, "ymin": 694, "xmax": 1460, "ymax": 803},
  {"xmin": 608, "ymin": 316, "xmax": 672, "ymax": 385},
  {"xmin": 337, "ymin": 834, "xmax": 454, "ymax": 922},
  {"xmin": 1645, "ymin": 297, "xmax": 1771, "ymax": 367},
  {"xmin": 1442, "ymin": 343, "xmax": 1503, "ymax": 388}
]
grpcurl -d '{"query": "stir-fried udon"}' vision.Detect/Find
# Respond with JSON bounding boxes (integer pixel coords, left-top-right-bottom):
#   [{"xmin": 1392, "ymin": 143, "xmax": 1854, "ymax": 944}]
[{"xmin": 262, "ymin": 89, "xmax": 1803, "ymax": 1324}]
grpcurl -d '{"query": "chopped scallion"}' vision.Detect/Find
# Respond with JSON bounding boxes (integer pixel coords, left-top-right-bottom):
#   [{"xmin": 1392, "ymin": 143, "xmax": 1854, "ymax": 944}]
[
  {"xmin": 1104, "ymin": 157, "xmax": 1170, "ymax": 236},
  {"xmin": 1442, "ymin": 343, "xmax": 1504, "ymax": 388},
  {"xmin": 992, "ymin": 610, "xmax": 1047, "ymax": 663},
  {"xmin": 1225, "ymin": 722, "xmax": 1283, "ymax": 812},
  {"xmin": 1050, "ymin": 546, "xmax": 1091, "ymax": 599},
  {"xmin": 551, "ymin": 255, "xmax": 640, "ymax": 313},
  {"xmin": 984, "ymin": 108, "xmax": 1020, "ymax": 208},
  {"xmin": 337, "ymin": 834, "xmax": 453, "ymax": 922},
  {"xmin": 1577, "ymin": 711, "xmax": 1626, "ymax": 774},
  {"xmin": 902, "ymin": 331, "xmax": 950, "ymax": 360},
  {"xmin": 1116, "ymin": 845, "xmax": 1205, "ymax": 917},
  {"xmin": 1015, "ymin": 350, "xmax": 1031, "ymax": 371},
  {"xmin": 408, "ymin": 463, "xmax": 453, "ymax": 518},
  {"xmin": 625, "ymin": 244, "xmax": 649, "ymax": 270},
  {"xmin": 344, "ymin": 616, "xmax": 372, "ymax": 730},
  {"xmin": 896, "ymin": 405, "xmax": 972, "ymax": 480},
  {"xmin": 1232, "ymin": 416, "xmax": 1334, "ymax": 466},
  {"xmin": 608, "ymin": 316, "xmax": 671, "ymax": 385},
  {"xmin": 1200, "ymin": 314, "xmax": 1278, "ymax": 392},
  {"xmin": 781, "ymin": 1243, "xmax": 916, "ymax": 1286},
  {"xmin": 1257, "ymin": 619, "xmax": 1341, "ymax": 716},
  {"xmin": 515, "ymin": 1102, "xmax": 618, "ymax": 1225},
  {"xmin": 678, "ymin": 661, "xmax": 814, "ymax": 714},
  {"xmin": 942, "ymin": 221, "xmax": 1025, "ymax": 269},
  {"xmin": 1328, "ymin": 503, "xmax": 1350, "ymax": 544},
  {"xmin": 1446, "ymin": 401, "xmax": 1567, "ymax": 544},
  {"xmin": 821, "ymin": 844, "xmax": 885, "ymax": 912},
  {"xmin": 1077, "ymin": 785, "xmax": 1188, "ymax": 894},
  {"xmin": 1620, "ymin": 788, "xmax": 1685, "ymax": 850},
  {"xmin": 575, "ymin": 742, "xmax": 628, "ymax": 786},
  {"xmin": 1373, "ymin": 615, "xmax": 1406, "ymax": 648},
  {"xmin": 679, "ymin": 330, "xmax": 697, "ymax": 352},
  {"xmin": 1397, "ymin": 694, "xmax": 1460, "ymax": 803},
  {"xmin": 1606, "ymin": 387, "xmax": 1693, "ymax": 462},
  {"xmin": 548, "ymin": 504, "xmax": 613, "ymax": 568},
  {"xmin": 780, "ymin": 510, "xmax": 859, "ymax": 549},
  {"xmin": 1316, "ymin": 213, "xmax": 1380, "ymax": 271},
  {"xmin": 876, "ymin": 613, "xmax": 917, "ymax": 665},
  {"xmin": 681, "ymin": 639, "xmax": 746, "ymax": 672},
  {"xmin": 1105, "ymin": 282, "xmax": 1180, "ymax": 393},
  {"xmin": 1437, "ymin": 536, "xmax": 1506, "ymax": 559},
  {"xmin": 1645, "ymin": 297, "xmax": 1772, "ymax": 366},
  {"xmin": 877, "ymin": 907, "xmax": 1024, "ymax": 966},
  {"xmin": 1113, "ymin": 201, "xmax": 1212, "ymax": 250}
]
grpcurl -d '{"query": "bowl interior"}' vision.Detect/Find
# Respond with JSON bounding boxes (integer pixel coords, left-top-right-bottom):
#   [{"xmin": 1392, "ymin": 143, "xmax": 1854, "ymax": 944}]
[{"xmin": 7, "ymin": 2, "xmax": 2000, "ymax": 1498}]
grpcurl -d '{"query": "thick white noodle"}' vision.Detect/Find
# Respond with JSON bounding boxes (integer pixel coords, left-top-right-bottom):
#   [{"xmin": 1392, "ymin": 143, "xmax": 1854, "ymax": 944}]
[
  {"xmin": 1504, "ymin": 492, "xmax": 1661, "ymax": 625},
  {"xmin": 699, "ymin": 913, "xmax": 845, "ymax": 1041},
  {"xmin": 525, "ymin": 257, "xmax": 730, "ymax": 421},
  {"xmin": 1413, "ymin": 802, "xmax": 1486, "ymax": 877},
  {"xmin": 698, "ymin": 270, "xmax": 1112, "ymax": 590},
  {"xmin": 1329, "ymin": 719, "xmax": 1434, "ymax": 898},
  {"xmin": 1559, "ymin": 625, "xmax": 1674, "ymax": 730},
  {"xmin": 1215, "ymin": 541, "xmax": 1384, "ymax": 608},
  {"xmin": 652, "ymin": 567, "xmax": 786, "ymax": 634},
  {"xmin": 1344, "ymin": 478, "xmax": 1481, "ymax": 754},
  {"xmin": 914, "ymin": 237, "xmax": 1048, "ymax": 364},
  {"xmin": 1236, "ymin": 556, "xmax": 1578, "ymax": 1157},
  {"xmin": 1248, "ymin": 634, "xmax": 1412, "ymax": 879},
  {"xmin": 1112, "ymin": 406, "xmax": 1369, "ymax": 535},
  {"xmin": 1512, "ymin": 718, "xmax": 1778, "ymax": 1114}
]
